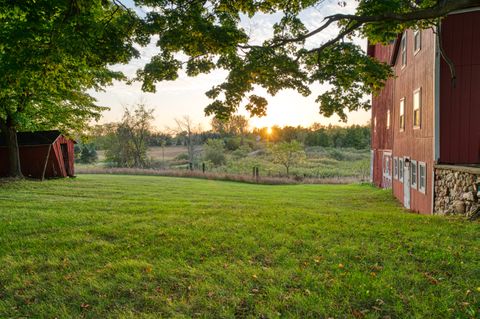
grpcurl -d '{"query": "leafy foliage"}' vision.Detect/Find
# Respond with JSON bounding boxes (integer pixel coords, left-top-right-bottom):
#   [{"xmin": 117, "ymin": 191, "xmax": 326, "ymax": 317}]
[
  {"xmin": 131, "ymin": 0, "xmax": 474, "ymax": 121},
  {"xmin": 0, "ymin": 0, "xmax": 143, "ymax": 132},
  {"xmin": 269, "ymin": 140, "xmax": 306, "ymax": 176},
  {"xmin": 203, "ymin": 138, "xmax": 227, "ymax": 166},
  {"xmin": 104, "ymin": 104, "xmax": 154, "ymax": 168},
  {"xmin": 75, "ymin": 143, "xmax": 98, "ymax": 164}
]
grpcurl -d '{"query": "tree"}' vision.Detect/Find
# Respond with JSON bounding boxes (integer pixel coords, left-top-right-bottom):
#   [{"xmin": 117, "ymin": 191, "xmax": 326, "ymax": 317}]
[
  {"xmin": 172, "ymin": 116, "xmax": 202, "ymax": 164},
  {"xmin": 270, "ymin": 141, "xmax": 306, "ymax": 176},
  {"xmin": 0, "ymin": 0, "xmax": 143, "ymax": 177},
  {"xmin": 135, "ymin": 0, "xmax": 478, "ymax": 121},
  {"xmin": 203, "ymin": 139, "xmax": 226, "ymax": 166},
  {"xmin": 105, "ymin": 103, "xmax": 154, "ymax": 168},
  {"xmin": 211, "ymin": 115, "xmax": 249, "ymax": 137}
]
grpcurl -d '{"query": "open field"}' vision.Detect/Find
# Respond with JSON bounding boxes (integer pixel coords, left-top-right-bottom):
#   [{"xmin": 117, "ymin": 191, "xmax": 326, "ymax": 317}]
[
  {"xmin": 96, "ymin": 146, "xmax": 189, "ymax": 163},
  {"xmin": 0, "ymin": 175, "xmax": 479, "ymax": 317},
  {"xmin": 90, "ymin": 145, "xmax": 370, "ymax": 180}
]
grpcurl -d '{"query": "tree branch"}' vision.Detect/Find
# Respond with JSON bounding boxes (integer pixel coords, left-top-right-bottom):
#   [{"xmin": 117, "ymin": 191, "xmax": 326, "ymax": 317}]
[
  {"xmin": 238, "ymin": 0, "xmax": 480, "ymax": 52},
  {"xmin": 435, "ymin": 20, "xmax": 456, "ymax": 87}
]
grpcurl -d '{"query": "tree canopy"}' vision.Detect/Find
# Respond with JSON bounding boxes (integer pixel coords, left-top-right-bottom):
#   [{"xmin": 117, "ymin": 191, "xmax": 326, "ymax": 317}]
[
  {"xmin": 134, "ymin": 0, "xmax": 479, "ymax": 120},
  {"xmin": 0, "ymin": 0, "xmax": 145, "ymax": 176}
]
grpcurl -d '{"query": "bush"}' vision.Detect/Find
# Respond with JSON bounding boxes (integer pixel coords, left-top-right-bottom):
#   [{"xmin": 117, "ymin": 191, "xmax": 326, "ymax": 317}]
[
  {"xmin": 203, "ymin": 139, "xmax": 226, "ymax": 166},
  {"xmin": 328, "ymin": 149, "xmax": 346, "ymax": 161},
  {"xmin": 174, "ymin": 153, "xmax": 190, "ymax": 161},
  {"xmin": 232, "ymin": 144, "xmax": 252, "ymax": 159},
  {"xmin": 75, "ymin": 143, "xmax": 98, "ymax": 164},
  {"xmin": 224, "ymin": 137, "xmax": 241, "ymax": 151}
]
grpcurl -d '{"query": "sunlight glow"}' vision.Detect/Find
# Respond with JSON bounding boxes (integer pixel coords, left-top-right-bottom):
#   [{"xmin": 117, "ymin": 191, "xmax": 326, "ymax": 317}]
[{"xmin": 266, "ymin": 127, "xmax": 273, "ymax": 135}]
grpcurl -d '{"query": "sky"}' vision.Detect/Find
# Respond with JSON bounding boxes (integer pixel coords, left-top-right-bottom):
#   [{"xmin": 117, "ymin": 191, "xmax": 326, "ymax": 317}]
[{"xmin": 90, "ymin": 0, "xmax": 370, "ymax": 131}]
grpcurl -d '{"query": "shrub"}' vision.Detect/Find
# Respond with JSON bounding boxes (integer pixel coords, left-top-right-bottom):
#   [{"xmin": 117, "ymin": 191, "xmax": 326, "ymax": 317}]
[
  {"xmin": 75, "ymin": 143, "xmax": 98, "ymax": 164},
  {"xmin": 203, "ymin": 139, "xmax": 226, "ymax": 166}
]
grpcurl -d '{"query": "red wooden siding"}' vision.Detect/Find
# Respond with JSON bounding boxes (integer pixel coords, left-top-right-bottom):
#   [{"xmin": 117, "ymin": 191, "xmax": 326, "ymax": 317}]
[
  {"xmin": 391, "ymin": 28, "xmax": 435, "ymax": 214},
  {"xmin": 370, "ymin": 43, "xmax": 395, "ymax": 187},
  {"xmin": 440, "ymin": 11, "xmax": 480, "ymax": 164},
  {"xmin": 0, "ymin": 133, "xmax": 75, "ymax": 178}
]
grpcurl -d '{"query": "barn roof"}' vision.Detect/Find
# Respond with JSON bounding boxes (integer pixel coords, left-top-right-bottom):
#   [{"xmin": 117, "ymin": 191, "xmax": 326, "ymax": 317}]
[{"xmin": 0, "ymin": 130, "xmax": 62, "ymax": 147}]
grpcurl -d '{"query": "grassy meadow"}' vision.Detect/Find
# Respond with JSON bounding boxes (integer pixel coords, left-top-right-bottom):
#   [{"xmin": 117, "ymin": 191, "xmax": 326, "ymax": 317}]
[
  {"xmin": 0, "ymin": 175, "xmax": 479, "ymax": 318},
  {"xmin": 85, "ymin": 145, "xmax": 371, "ymax": 181}
]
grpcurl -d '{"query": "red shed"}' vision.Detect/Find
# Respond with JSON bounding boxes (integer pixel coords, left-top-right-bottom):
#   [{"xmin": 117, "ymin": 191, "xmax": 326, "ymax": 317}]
[{"xmin": 0, "ymin": 130, "xmax": 75, "ymax": 179}]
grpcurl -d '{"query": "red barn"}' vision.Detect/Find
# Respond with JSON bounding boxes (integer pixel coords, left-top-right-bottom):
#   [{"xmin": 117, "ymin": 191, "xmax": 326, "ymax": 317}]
[
  {"xmin": 370, "ymin": 9, "xmax": 480, "ymax": 216},
  {"xmin": 0, "ymin": 130, "xmax": 75, "ymax": 179}
]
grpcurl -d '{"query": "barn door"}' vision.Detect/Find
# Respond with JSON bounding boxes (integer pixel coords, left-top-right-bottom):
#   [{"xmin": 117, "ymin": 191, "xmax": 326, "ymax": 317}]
[
  {"xmin": 60, "ymin": 144, "xmax": 69, "ymax": 176},
  {"xmin": 403, "ymin": 158, "xmax": 411, "ymax": 209}
]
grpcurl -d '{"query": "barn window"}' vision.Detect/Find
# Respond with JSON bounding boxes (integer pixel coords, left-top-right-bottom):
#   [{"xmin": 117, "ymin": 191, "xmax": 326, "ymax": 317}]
[
  {"xmin": 399, "ymin": 98, "xmax": 405, "ymax": 131},
  {"xmin": 413, "ymin": 88, "xmax": 422, "ymax": 128},
  {"xmin": 399, "ymin": 158, "xmax": 404, "ymax": 182},
  {"xmin": 393, "ymin": 157, "xmax": 399, "ymax": 179},
  {"xmin": 401, "ymin": 32, "xmax": 407, "ymax": 67},
  {"xmin": 374, "ymin": 116, "xmax": 377, "ymax": 133},
  {"xmin": 414, "ymin": 30, "xmax": 421, "ymax": 54},
  {"xmin": 411, "ymin": 160, "xmax": 418, "ymax": 189},
  {"xmin": 418, "ymin": 162, "xmax": 426, "ymax": 193},
  {"xmin": 387, "ymin": 110, "xmax": 391, "ymax": 129}
]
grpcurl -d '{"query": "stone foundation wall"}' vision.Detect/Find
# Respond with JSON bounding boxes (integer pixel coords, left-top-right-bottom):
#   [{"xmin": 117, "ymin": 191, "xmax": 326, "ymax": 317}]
[{"xmin": 434, "ymin": 165, "xmax": 480, "ymax": 217}]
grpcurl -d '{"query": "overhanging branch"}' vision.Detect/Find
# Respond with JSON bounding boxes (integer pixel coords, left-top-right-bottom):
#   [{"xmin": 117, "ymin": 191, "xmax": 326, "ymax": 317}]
[{"xmin": 238, "ymin": 0, "xmax": 480, "ymax": 53}]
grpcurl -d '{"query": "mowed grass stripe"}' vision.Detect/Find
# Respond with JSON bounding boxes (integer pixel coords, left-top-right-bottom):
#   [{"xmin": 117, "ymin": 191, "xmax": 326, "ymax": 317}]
[{"xmin": 0, "ymin": 174, "xmax": 479, "ymax": 318}]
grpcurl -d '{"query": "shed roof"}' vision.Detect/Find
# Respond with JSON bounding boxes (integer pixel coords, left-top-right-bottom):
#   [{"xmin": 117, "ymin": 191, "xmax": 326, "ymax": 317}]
[{"xmin": 0, "ymin": 130, "xmax": 62, "ymax": 147}]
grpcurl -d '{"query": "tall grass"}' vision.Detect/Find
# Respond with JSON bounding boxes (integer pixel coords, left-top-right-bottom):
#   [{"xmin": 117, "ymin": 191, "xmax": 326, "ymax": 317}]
[{"xmin": 76, "ymin": 167, "xmax": 364, "ymax": 185}]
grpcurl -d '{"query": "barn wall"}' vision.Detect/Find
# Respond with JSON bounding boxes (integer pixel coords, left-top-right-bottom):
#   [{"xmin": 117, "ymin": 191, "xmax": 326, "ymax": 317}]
[
  {"xmin": 370, "ymin": 43, "xmax": 395, "ymax": 187},
  {"xmin": 439, "ymin": 11, "xmax": 480, "ymax": 164},
  {"xmin": 391, "ymin": 28, "xmax": 435, "ymax": 214}
]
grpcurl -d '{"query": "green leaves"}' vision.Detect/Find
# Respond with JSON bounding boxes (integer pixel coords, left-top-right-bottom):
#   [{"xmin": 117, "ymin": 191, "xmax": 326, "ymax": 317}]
[
  {"xmin": 132, "ymin": 0, "xmax": 403, "ymax": 121},
  {"xmin": 0, "ymin": 0, "xmax": 142, "ymax": 134},
  {"xmin": 305, "ymin": 42, "xmax": 392, "ymax": 121}
]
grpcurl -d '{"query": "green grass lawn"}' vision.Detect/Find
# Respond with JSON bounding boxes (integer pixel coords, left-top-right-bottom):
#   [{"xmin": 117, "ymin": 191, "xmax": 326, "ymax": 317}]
[{"xmin": 0, "ymin": 175, "xmax": 479, "ymax": 318}]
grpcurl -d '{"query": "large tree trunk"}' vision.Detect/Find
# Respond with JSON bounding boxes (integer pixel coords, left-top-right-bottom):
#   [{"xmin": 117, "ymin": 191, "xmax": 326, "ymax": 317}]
[{"xmin": 0, "ymin": 120, "xmax": 23, "ymax": 178}]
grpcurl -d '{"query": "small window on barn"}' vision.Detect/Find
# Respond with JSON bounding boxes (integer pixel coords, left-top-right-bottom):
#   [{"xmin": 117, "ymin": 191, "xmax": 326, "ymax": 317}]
[
  {"xmin": 399, "ymin": 158, "xmax": 404, "ymax": 182},
  {"xmin": 399, "ymin": 98, "xmax": 405, "ymax": 131},
  {"xmin": 393, "ymin": 157, "xmax": 399, "ymax": 179},
  {"xmin": 413, "ymin": 88, "xmax": 422, "ymax": 129},
  {"xmin": 384, "ymin": 155, "xmax": 391, "ymax": 177},
  {"xmin": 418, "ymin": 162, "xmax": 426, "ymax": 193},
  {"xmin": 387, "ymin": 110, "xmax": 391, "ymax": 129},
  {"xmin": 411, "ymin": 160, "xmax": 418, "ymax": 189},
  {"xmin": 374, "ymin": 116, "xmax": 377, "ymax": 133},
  {"xmin": 414, "ymin": 30, "xmax": 421, "ymax": 54},
  {"xmin": 401, "ymin": 32, "xmax": 407, "ymax": 67}
]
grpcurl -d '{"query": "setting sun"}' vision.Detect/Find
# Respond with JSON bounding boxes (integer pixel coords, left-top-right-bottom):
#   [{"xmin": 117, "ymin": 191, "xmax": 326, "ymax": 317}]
[{"xmin": 266, "ymin": 127, "xmax": 273, "ymax": 135}]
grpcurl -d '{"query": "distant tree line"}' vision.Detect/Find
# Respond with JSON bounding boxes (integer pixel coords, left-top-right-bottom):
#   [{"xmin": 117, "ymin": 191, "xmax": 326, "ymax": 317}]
[
  {"xmin": 253, "ymin": 124, "xmax": 370, "ymax": 149},
  {"xmin": 81, "ymin": 103, "xmax": 370, "ymax": 168}
]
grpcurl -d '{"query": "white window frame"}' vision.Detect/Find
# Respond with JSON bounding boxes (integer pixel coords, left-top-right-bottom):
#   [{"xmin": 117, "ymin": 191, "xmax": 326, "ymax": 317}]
[
  {"xmin": 393, "ymin": 157, "xmax": 399, "ymax": 179},
  {"xmin": 399, "ymin": 158, "xmax": 404, "ymax": 182},
  {"xmin": 384, "ymin": 155, "xmax": 391, "ymax": 177},
  {"xmin": 418, "ymin": 162, "xmax": 426, "ymax": 194},
  {"xmin": 387, "ymin": 109, "xmax": 391, "ymax": 129},
  {"xmin": 401, "ymin": 32, "xmax": 407, "ymax": 67},
  {"xmin": 411, "ymin": 160, "xmax": 418, "ymax": 189},
  {"xmin": 413, "ymin": 30, "xmax": 421, "ymax": 54},
  {"xmin": 399, "ymin": 98, "xmax": 405, "ymax": 131},
  {"xmin": 413, "ymin": 88, "xmax": 422, "ymax": 129}
]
